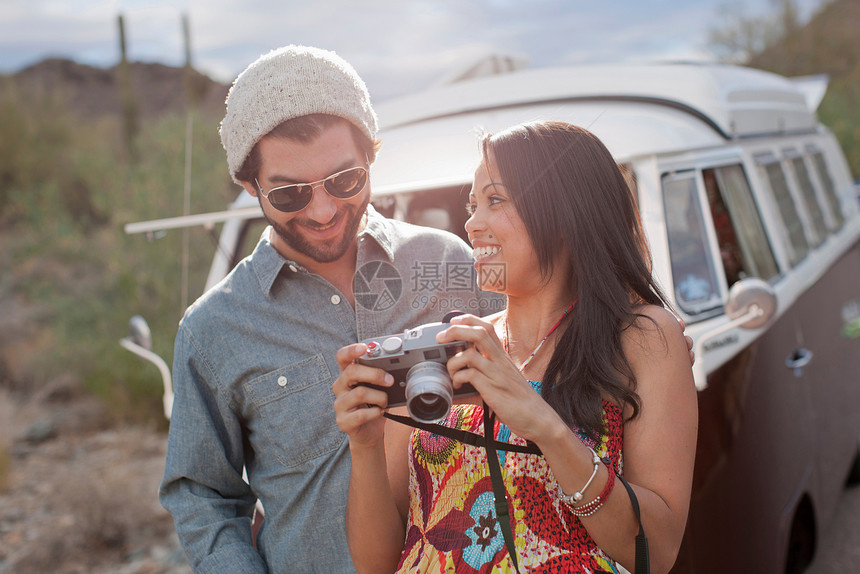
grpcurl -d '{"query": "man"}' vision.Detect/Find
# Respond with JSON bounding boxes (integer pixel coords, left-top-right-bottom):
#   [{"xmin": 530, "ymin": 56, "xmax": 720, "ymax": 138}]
[{"xmin": 159, "ymin": 45, "xmax": 502, "ymax": 573}]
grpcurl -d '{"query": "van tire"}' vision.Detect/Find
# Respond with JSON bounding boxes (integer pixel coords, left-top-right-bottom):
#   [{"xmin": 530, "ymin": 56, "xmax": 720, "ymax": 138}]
[
  {"xmin": 847, "ymin": 440, "xmax": 860, "ymax": 486},
  {"xmin": 784, "ymin": 497, "xmax": 816, "ymax": 574}
]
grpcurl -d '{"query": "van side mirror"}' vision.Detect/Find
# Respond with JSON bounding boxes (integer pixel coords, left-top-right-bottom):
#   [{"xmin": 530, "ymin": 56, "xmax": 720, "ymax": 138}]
[
  {"xmin": 692, "ymin": 277, "xmax": 778, "ymax": 389},
  {"xmin": 128, "ymin": 315, "xmax": 154, "ymax": 351},
  {"xmin": 119, "ymin": 315, "xmax": 174, "ymax": 419},
  {"xmin": 724, "ymin": 277, "xmax": 778, "ymax": 328}
]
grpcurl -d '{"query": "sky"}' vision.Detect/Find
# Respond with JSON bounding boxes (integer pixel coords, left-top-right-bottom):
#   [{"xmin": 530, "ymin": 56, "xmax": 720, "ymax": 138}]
[{"xmin": 0, "ymin": 0, "xmax": 826, "ymax": 103}]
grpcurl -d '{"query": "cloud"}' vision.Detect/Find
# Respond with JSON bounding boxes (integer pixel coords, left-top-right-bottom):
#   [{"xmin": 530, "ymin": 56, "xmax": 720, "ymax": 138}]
[
  {"xmin": 0, "ymin": 1, "xmax": 184, "ymax": 70},
  {"xmin": 0, "ymin": 0, "xmax": 829, "ymax": 101}
]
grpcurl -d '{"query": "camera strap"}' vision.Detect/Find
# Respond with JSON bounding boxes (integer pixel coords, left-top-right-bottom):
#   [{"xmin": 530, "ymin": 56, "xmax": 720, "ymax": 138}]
[
  {"xmin": 482, "ymin": 406, "xmax": 523, "ymax": 573},
  {"xmin": 384, "ymin": 409, "xmax": 536, "ymax": 572},
  {"xmin": 383, "ymin": 412, "xmax": 542, "ymax": 454}
]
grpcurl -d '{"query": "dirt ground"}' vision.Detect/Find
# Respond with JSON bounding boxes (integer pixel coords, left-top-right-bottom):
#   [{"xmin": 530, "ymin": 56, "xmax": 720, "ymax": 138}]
[
  {"xmin": 3, "ymin": 358, "xmax": 860, "ymax": 573},
  {"xmin": 0, "ymin": 385, "xmax": 190, "ymax": 574}
]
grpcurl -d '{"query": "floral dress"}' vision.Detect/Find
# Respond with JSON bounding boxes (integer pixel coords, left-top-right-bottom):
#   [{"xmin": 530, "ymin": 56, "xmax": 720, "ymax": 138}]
[{"xmin": 395, "ymin": 383, "xmax": 624, "ymax": 574}]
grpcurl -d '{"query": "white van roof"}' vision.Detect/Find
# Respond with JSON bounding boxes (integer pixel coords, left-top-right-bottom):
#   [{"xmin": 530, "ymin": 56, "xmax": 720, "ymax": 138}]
[
  {"xmin": 125, "ymin": 63, "xmax": 828, "ymax": 230},
  {"xmin": 378, "ymin": 62, "xmax": 818, "ymax": 137},
  {"xmin": 370, "ymin": 63, "xmax": 823, "ymax": 196}
]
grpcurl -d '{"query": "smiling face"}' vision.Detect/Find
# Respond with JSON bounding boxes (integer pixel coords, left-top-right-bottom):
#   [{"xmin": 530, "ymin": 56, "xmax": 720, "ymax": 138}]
[
  {"xmin": 465, "ymin": 157, "xmax": 543, "ymax": 295},
  {"xmin": 241, "ymin": 119, "xmax": 370, "ymax": 270}
]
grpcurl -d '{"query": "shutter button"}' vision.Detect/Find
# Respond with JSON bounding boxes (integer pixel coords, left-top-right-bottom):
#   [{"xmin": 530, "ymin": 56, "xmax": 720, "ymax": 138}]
[
  {"xmin": 277, "ymin": 376, "xmax": 287, "ymax": 387},
  {"xmin": 331, "ymin": 294, "xmax": 341, "ymax": 305},
  {"xmin": 365, "ymin": 341, "xmax": 381, "ymax": 357}
]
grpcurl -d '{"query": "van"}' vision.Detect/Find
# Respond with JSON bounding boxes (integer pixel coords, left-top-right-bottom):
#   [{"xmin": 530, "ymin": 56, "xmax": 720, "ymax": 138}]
[{"xmin": 123, "ymin": 61, "xmax": 860, "ymax": 573}]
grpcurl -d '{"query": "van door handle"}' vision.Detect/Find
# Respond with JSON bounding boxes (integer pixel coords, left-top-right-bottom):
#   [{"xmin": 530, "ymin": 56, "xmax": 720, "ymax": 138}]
[{"xmin": 786, "ymin": 348, "xmax": 813, "ymax": 377}]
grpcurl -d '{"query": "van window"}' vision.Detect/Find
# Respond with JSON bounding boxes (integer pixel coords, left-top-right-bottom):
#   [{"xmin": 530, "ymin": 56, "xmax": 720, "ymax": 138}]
[
  {"xmin": 662, "ymin": 171, "xmax": 721, "ymax": 315},
  {"xmin": 755, "ymin": 154, "xmax": 810, "ymax": 267},
  {"xmin": 702, "ymin": 165, "xmax": 779, "ymax": 286},
  {"xmin": 374, "ymin": 185, "xmax": 472, "ymax": 244},
  {"xmin": 785, "ymin": 149, "xmax": 827, "ymax": 247},
  {"xmin": 807, "ymin": 147, "xmax": 845, "ymax": 231}
]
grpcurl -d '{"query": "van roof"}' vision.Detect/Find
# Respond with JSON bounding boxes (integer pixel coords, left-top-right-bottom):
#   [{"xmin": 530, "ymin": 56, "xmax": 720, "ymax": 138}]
[
  {"xmin": 378, "ymin": 62, "xmax": 818, "ymax": 138},
  {"xmin": 370, "ymin": 63, "xmax": 823, "ymax": 196}
]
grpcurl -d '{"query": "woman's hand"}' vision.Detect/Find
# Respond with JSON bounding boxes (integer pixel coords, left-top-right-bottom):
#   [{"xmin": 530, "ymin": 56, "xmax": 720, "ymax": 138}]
[
  {"xmin": 332, "ymin": 343, "xmax": 395, "ymax": 449},
  {"xmin": 437, "ymin": 314, "xmax": 563, "ymax": 442}
]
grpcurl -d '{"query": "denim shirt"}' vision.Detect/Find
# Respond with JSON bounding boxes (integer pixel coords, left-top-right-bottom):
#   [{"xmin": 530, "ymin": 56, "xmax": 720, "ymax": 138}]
[{"xmin": 159, "ymin": 207, "xmax": 505, "ymax": 573}]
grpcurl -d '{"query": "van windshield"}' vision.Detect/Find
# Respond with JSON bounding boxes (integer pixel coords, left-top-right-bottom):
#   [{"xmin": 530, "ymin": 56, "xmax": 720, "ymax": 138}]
[{"xmin": 663, "ymin": 171, "xmax": 722, "ymax": 315}]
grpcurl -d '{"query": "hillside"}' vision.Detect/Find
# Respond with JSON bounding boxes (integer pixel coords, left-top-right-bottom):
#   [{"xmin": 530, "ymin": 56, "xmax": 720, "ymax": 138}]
[
  {"xmin": 748, "ymin": 0, "xmax": 858, "ymax": 79},
  {"xmin": 4, "ymin": 58, "xmax": 229, "ymax": 120},
  {"xmin": 0, "ymin": 58, "xmax": 232, "ymax": 573}
]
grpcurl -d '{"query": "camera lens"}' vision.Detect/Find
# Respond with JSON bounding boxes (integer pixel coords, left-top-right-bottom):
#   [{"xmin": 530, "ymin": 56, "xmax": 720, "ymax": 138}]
[{"xmin": 404, "ymin": 362, "xmax": 453, "ymax": 424}]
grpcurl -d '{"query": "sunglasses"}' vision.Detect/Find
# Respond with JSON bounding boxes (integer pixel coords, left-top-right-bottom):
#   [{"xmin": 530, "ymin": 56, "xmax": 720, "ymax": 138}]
[{"xmin": 255, "ymin": 165, "xmax": 369, "ymax": 213}]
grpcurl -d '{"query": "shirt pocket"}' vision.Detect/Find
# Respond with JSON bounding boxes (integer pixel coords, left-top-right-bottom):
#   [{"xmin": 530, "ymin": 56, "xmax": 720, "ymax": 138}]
[{"xmin": 245, "ymin": 354, "xmax": 342, "ymax": 469}]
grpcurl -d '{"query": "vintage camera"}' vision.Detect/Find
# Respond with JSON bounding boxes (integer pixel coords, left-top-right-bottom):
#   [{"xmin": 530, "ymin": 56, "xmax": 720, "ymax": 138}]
[{"xmin": 357, "ymin": 321, "xmax": 476, "ymax": 423}]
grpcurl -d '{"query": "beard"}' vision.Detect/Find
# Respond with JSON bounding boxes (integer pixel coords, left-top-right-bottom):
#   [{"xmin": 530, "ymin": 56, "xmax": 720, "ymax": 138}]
[{"xmin": 263, "ymin": 195, "xmax": 370, "ymax": 264}]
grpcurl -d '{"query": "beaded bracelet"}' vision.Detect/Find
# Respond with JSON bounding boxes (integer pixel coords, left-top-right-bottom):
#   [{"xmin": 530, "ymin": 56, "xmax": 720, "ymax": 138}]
[
  {"xmin": 552, "ymin": 447, "xmax": 617, "ymax": 517},
  {"xmin": 554, "ymin": 447, "xmax": 601, "ymax": 506},
  {"xmin": 569, "ymin": 469, "xmax": 615, "ymax": 517}
]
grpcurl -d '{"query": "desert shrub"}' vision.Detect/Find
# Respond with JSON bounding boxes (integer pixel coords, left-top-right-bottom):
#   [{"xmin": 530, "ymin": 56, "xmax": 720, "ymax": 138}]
[{"xmin": 0, "ymin": 84, "xmax": 236, "ymax": 423}]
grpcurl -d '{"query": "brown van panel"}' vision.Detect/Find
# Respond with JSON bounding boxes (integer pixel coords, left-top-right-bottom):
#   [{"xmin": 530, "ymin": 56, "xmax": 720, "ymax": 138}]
[
  {"xmin": 672, "ymin": 239, "xmax": 860, "ymax": 573},
  {"xmin": 792, "ymin": 243, "xmax": 860, "ymax": 525}
]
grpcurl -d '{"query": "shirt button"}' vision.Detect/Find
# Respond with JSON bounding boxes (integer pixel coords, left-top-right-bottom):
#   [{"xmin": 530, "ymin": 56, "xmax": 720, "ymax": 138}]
[
  {"xmin": 331, "ymin": 294, "xmax": 341, "ymax": 305},
  {"xmin": 288, "ymin": 264, "xmax": 298, "ymax": 273},
  {"xmin": 277, "ymin": 376, "xmax": 287, "ymax": 387}
]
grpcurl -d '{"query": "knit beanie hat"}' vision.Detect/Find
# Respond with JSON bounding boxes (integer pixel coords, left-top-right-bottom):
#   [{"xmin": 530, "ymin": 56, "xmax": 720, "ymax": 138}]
[{"xmin": 220, "ymin": 45, "xmax": 379, "ymax": 184}]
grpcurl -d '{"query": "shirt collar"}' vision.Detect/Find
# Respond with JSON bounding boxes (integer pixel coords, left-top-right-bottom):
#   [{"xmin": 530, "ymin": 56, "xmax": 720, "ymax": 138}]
[
  {"xmin": 359, "ymin": 204, "xmax": 397, "ymax": 262},
  {"xmin": 252, "ymin": 205, "xmax": 397, "ymax": 295}
]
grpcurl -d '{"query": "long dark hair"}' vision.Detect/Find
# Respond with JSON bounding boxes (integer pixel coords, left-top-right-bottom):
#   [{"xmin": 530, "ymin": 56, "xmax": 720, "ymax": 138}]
[{"xmin": 482, "ymin": 121, "xmax": 669, "ymax": 436}]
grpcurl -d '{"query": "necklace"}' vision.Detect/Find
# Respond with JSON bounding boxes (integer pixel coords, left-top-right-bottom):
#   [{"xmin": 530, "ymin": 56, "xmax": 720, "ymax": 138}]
[{"xmin": 503, "ymin": 301, "xmax": 577, "ymax": 371}]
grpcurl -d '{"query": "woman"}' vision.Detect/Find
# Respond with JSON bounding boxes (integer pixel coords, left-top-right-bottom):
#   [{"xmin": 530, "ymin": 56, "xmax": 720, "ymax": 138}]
[{"xmin": 333, "ymin": 121, "xmax": 698, "ymax": 573}]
